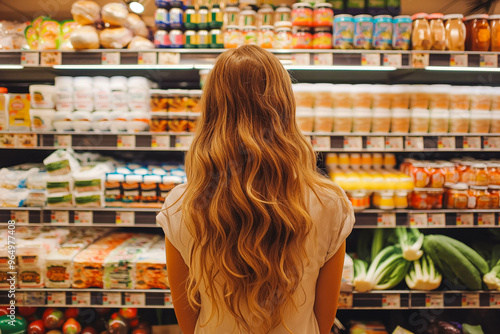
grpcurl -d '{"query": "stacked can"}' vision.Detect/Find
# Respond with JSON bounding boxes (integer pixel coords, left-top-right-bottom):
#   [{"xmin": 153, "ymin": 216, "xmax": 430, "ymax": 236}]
[{"xmin": 291, "ymin": 3, "xmax": 334, "ymax": 49}]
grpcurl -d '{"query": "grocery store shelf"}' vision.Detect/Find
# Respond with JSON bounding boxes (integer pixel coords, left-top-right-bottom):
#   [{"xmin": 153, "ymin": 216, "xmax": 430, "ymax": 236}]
[{"xmin": 3, "ymin": 208, "xmax": 499, "ymax": 228}]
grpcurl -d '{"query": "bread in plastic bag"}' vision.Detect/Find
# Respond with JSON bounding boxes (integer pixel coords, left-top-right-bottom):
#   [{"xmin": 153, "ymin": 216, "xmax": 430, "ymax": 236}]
[
  {"xmin": 70, "ymin": 25, "xmax": 100, "ymax": 49},
  {"xmin": 71, "ymin": 0, "xmax": 101, "ymax": 25},
  {"xmin": 102, "ymin": 2, "xmax": 129, "ymax": 27},
  {"xmin": 125, "ymin": 13, "xmax": 149, "ymax": 38},
  {"xmin": 100, "ymin": 27, "xmax": 133, "ymax": 49},
  {"xmin": 128, "ymin": 36, "xmax": 155, "ymax": 50}
]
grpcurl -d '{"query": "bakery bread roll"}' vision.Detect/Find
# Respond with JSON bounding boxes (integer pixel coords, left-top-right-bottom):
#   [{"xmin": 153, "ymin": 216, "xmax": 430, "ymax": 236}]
[
  {"xmin": 100, "ymin": 27, "xmax": 133, "ymax": 49},
  {"xmin": 126, "ymin": 13, "xmax": 149, "ymax": 37},
  {"xmin": 70, "ymin": 25, "xmax": 100, "ymax": 49},
  {"xmin": 128, "ymin": 36, "xmax": 155, "ymax": 49},
  {"xmin": 71, "ymin": 0, "xmax": 101, "ymax": 25},
  {"xmin": 102, "ymin": 3, "xmax": 129, "ymax": 27}
]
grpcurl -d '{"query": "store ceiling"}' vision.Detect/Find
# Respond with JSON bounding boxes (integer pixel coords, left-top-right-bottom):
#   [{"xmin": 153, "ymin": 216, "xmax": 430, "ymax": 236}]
[{"xmin": 0, "ymin": 0, "xmax": 499, "ymax": 22}]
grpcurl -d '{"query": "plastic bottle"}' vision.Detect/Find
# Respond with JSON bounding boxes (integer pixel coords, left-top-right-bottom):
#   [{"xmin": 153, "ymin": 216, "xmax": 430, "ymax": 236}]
[
  {"xmin": 54, "ymin": 76, "xmax": 74, "ymax": 111},
  {"xmin": 93, "ymin": 76, "xmax": 111, "ymax": 111},
  {"xmin": 128, "ymin": 76, "xmax": 150, "ymax": 112},
  {"xmin": 73, "ymin": 76, "xmax": 93, "ymax": 111}
]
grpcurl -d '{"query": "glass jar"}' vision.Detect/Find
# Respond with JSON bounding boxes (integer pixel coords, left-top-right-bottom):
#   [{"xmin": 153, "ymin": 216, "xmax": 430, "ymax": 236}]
[
  {"xmin": 395, "ymin": 190, "xmax": 409, "ymax": 209},
  {"xmin": 257, "ymin": 25, "xmax": 274, "ymax": 49},
  {"xmin": 429, "ymin": 163, "xmax": 445, "ymax": 188},
  {"xmin": 468, "ymin": 186, "xmax": 490, "ymax": 209},
  {"xmin": 313, "ymin": 3, "xmax": 334, "ymax": 27},
  {"xmin": 392, "ymin": 15, "xmax": 412, "ymax": 50},
  {"xmin": 487, "ymin": 163, "xmax": 500, "ymax": 185},
  {"xmin": 428, "ymin": 13, "xmax": 446, "ymax": 50},
  {"xmin": 354, "ymin": 14, "xmax": 373, "ymax": 50},
  {"xmin": 209, "ymin": 4, "xmax": 223, "ymax": 29},
  {"xmin": 465, "ymin": 14, "xmax": 491, "ymax": 51},
  {"xmin": 411, "ymin": 162, "xmax": 431, "ymax": 188},
  {"xmin": 333, "ymin": 14, "xmax": 355, "ymax": 49},
  {"xmin": 274, "ymin": 22, "xmax": 293, "ymax": 49},
  {"xmin": 257, "ymin": 5, "xmax": 274, "ymax": 26},
  {"xmin": 441, "ymin": 162, "xmax": 459, "ymax": 184},
  {"xmin": 489, "ymin": 185, "xmax": 500, "ymax": 208},
  {"xmin": 379, "ymin": 190, "xmax": 395, "ymax": 210},
  {"xmin": 410, "ymin": 188, "xmax": 444, "ymax": 210},
  {"xmin": 242, "ymin": 26, "xmax": 257, "ymax": 45},
  {"xmin": 444, "ymin": 14, "xmax": 465, "ymax": 51},
  {"xmin": 184, "ymin": 30, "xmax": 198, "ymax": 48},
  {"xmin": 240, "ymin": 7, "xmax": 257, "ymax": 27},
  {"xmin": 209, "ymin": 29, "xmax": 223, "ymax": 48},
  {"xmin": 372, "ymin": 15, "xmax": 393, "ymax": 50},
  {"xmin": 197, "ymin": 5, "xmax": 209, "ymax": 30},
  {"xmin": 490, "ymin": 14, "xmax": 500, "ymax": 51},
  {"xmin": 224, "ymin": 26, "xmax": 241, "ymax": 48},
  {"xmin": 184, "ymin": 6, "xmax": 198, "ymax": 30},
  {"xmin": 411, "ymin": 12, "xmax": 431, "ymax": 50},
  {"xmin": 274, "ymin": 5, "xmax": 291, "ymax": 25},
  {"xmin": 313, "ymin": 27, "xmax": 332, "ymax": 49},
  {"xmin": 292, "ymin": 26, "xmax": 313, "ymax": 49},
  {"xmin": 291, "ymin": 3, "xmax": 313, "ymax": 27},
  {"xmin": 224, "ymin": 5, "xmax": 240, "ymax": 28},
  {"xmin": 445, "ymin": 183, "xmax": 469, "ymax": 209},
  {"xmin": 471, "ymin": 163, "xmax": 489, "ymax": 186}
]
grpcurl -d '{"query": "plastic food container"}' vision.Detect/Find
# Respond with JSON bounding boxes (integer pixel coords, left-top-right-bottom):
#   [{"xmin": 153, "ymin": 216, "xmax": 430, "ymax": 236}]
[
  {"xmin": 332, "ymin": 84, "xmax": 352, "ymax": 108},
  {"xmin": 313, "ymin": 3, "xmax": 333, "ymax": 27},
  {"xmin": 410, "ymin": 188, "xmax": 444, "ymax": 209},
  {"xmin": 72, "ymin": 111, "xmax": 92, "ymax": 131},
  {"xmin": 293, "ymin": 84, "xmax": 315, "ymax": 108},
  {"xmin": 30, "ymin": 85, "xmax": 55, "ymax": 109},
  {"xmin": 371, "ymin": 85, "xmax": 392, "ymax": 109},
  {"xmin": 429, "ymin": 109, "xmax": 449, "ymax": 133},
  {"xmin": 314, "ymin": 84, "xmax": 334, "ymax": 108},
  {"xmin": 91, "ymin": 111, "xmax": 111, "ymax": 132},
  {"xmin": 449, "ymin": 86, "xmax": 470, "ymax": 110},
  {"xmin": 352, "ymin": 84, "xmax": 373, "ymax": 109},
  {"xmin": 53, "ymin": 111, "xmax": 73, "ymax": 131},
  {"xmin": 470, "ymin": 111, "xmax": 491, "ymax": 133},
  {"xmin": 354, "ymin": 14, "xmax": 373, "ymax": 49},
  {"xmin": 314, "ymin": 108, "xmax": 334, "ymax": 132},
  {"xmin": 449, "ymin": 110, "xmax": 470, "ymax": 133},
  {"xmin": 333, "ymin": 14, "xmax": 354, "ymax": 49},
  {"xmin": 333, "ymin": 108, "xmax": 353, "ymax": 133},
  {"xmin": 372, "ymin": 15, "xmax": 393, "ymax": 50},
  {"xmin": 410, "ymin": 108, "xmax": 430, "ymax": 133},
  {"xmin": 371, "ymin": 109, "xmax": 391, "ymax": 133},
  {"xmin": 410, "ymin": 85, "xmax": 431, "ymax": 109},
  {"xmin": 491, "ymin": 111, "xmax": 500, "ymax": 133},
  {"xmin": 352, "ymin": 109, "xmax": 372, "ymax": 133},
  {"xmin": 127, "ymin": 111, "xmax": 150, "ymax": 133},
  {"xmin": 391, "ymin": 108, "xmax": 410, "ymax": 133},
  {"xmin": 392, "ymin": 15, "xmax": 412, "ymax": 50},
  {"xmin": 390, "ymin": 85, "xmax": 411, "ymax": 109},
  {"xmin": 30, "ymin": 109, "xmax": 55, "ymax": 131},
  {"xmin": 296, "ymin": 107, "xmax": 314, "ymax": 132},
  {"xmin": 291, "ymin": 3, "xmax": 313, "ymax": 27}
]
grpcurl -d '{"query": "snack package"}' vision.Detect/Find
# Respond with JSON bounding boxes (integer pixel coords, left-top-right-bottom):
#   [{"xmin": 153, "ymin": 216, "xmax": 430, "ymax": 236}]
[
  {"xmin": 59, "ymin": 20, "xmax": 79, "ymax": 50},
  {"xmin": 19, "ymin": 265, "xmax": 44, "ymax": 288},
  {"xmin": 71, "ymin": 0, "xmax": 101, "ymax": 25},
  {"xmin": 8, "ymin": 94, "xmax": 31, "ymax": 130},
  {"xmin": 43, "ymin": 149, "xmax": 80, "ymax": 176},
  {"xmin": 46, "ymin": 192, "xmax": 73, "ymax": 207},
  {"xmin": 100, "ymin": 27, "xmax": 133, "ymax": 49},
  {"xmin": 74, "ymin": 191, "xmax": 103, "ymax": 207},
  {"xmin": 38, "ymin": 19, "xmax": 60, "ymax": 50},
  {"xmin": 32, "ymin": 16, "xmax": 46, "ymax": 35},
  {"xmin": 46, "ymin": 175, "xmax": 72, "ymax": 194},
  {"xmin": 102, "ymin": 3, "xmax": 129, "ymax": 27},
  {"xmin": 134, "ymin": 239, "xmax": 169, "ymax": 289},
  {"xmin": 128, "ymin": 36, "xmax": 155, "ymax": 50},
  {"xmin": 70, "ymin": 25, "xmax": 100, "ymax": 49}
]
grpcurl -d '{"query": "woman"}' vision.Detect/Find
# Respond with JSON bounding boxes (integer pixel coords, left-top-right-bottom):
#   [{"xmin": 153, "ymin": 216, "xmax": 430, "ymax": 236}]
[{"xmin": 157, "ymin": 45, "xmax": 354, "ymax": 334}]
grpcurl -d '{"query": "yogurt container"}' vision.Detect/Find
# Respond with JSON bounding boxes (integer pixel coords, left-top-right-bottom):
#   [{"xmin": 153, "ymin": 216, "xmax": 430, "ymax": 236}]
[
  {"xmin": 30, "ymin": 85, "xmax": 55, "ymax": 109},
  {"xmin": 30, "ymin": 109, "xmax": 55, "ymax": 131},
  {"xmin": 373, "ymin": 15, "xmax": 393, "ymax": 50},
  {"xmin": 354, "ymin": 15, "xmax": 373, "ymax": 49},
  {"xmin": 333, "ymin": 14, "xmax": 354, "ymax": 49}
]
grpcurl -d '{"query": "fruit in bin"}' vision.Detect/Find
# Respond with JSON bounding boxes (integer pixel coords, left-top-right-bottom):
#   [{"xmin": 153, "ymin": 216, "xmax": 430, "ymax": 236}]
[
  {"xmin": 110, "ymin": 312, "xmax": 120, "ymax": 320},
  {"xmin": 0, "ymin": 307, "xmax": 9, "ymax": 316},
  {"xmin": 82, "ymin": 326, "xmax": 98, "ymax": 334},
  {"xmin": 18, "ymin": 307, "xmax": 37, "ymax": 317},
  {"xmin": 129, "ymin": 318, "xmax": 139, "ymax": 328},
  {"xmin": 63, "ymin": 318, "xmax": 82, "ymax": 334},
  {"xmin": 43, "ymin": 308, "xmax": 65, "ymax": 329},
  {"xmin": 119, "ymin": 308, "xmax": 137, "ymax": 320},
  {"xmin": 0, "ymin": 315, "xmax": 28, "ymax": 334},
  {"xmin": 65, "ymin": 308, "xmax": 80, "ymax": 319},
  {"xmin": 27, "ymin": 319, "xmax": 45, "ymax": 334},
  {"xmin": 108, "ymin": 316, "xmax": 128, "ymax": 334}
]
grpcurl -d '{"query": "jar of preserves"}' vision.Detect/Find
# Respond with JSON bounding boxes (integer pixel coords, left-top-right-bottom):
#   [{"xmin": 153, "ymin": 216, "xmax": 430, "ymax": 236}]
[
  {"xmin": 468, "ymin": 186, "xmax": 490, "ymax": 209},
  {"xmin": 313, "ymin": 3, "xmax": 334, "ymax": 27},
  {"xmin": 428, "ymin": 13, "xmax": 446, "ymax": 50},
  {"xmin": 242, "ymin": 26, "xmax": 257, "ymax": 45},
  {"xmin": 257, "ymin": 5, "xmax": 274, "ymax": 26},
  {"xmin": 155, "ymin": 8, "xmax": 169, "ymax": 30},
  {"xmin": 392, "ymin": 15, "xmax": 412, "ymax": 50},
  {"xmin": 291, "ymin": 3, "xmax": 313, "ymax": 27},
  {"xmin": 224, "ymin": 5, "xmax": 240, "ymax": 28},
  {"xmin": 372, "ymin": 15, "xmax": 393, "ymax": 50},
  {"xmin": 459, "ymin": 161, "xmax": 475, "ymax": 184},
  {"xmin": 209, "ymin": 4, "xmax": 223, "ymax": 29},
  {"xmin": 379, "ymin": 190, "xmax": 395, "ymax": 210},
  {"xmin": 444, "ymin": 14, "xmax": 465, "ymax": 51},
  {"xmin": 197, "ymin": 30, "xmax": 209, "ymax": 48},
  {"xmin": 472, "ymin": 163, "xmax": 489, "ymax": 186},
  {"xmin": 169, "ymin": 30, "xmax": 184, "ymax": 48},
  {"xmin": 197, "ymin": 5, "xmax": 209, "ymax": 30},
  {"xmin": 411, "ymin": 13, "xmax": 431, "ymax": 50},
  {"xmin": 184, "ymin": 30, "xmax": 198, "ymax": 48},
  {"xmin": 411, "ymin": 162, "xmax": 430, "ymax": 188},
  {"xmin": 465, "ymin": 14, "xmax": 491, "ymax": 51},
  {"xmin": 313, "ymin": 27, "xmax": 332, "ymax": 49},
  {"xmin": 489, "ymin": 185, "xmax": 500, "ymax": 208},
  {"xmin": 274, "ymin": 22, "xmax": 293, "ymax": 49},
  {"xmin": 354, "ymin": 14, "xmax": 373, "ymax": 50},
  {"xmin": 209, "ymin": 29, "xmax": 223, "ymax": 48},
  {"xmin": 395, "ymin": 190, "xmax": 409, "ymax": 209},
  {"xmin": 333, "ymin": 14, "xmax": 355, "ymax": 49},
  {"xmin": 490, "ymin": 14, "xmax": 500, "ymax": 51},
  {"xmin": 184, "ymin": 6, "xmax": 198, "ymax": 30},
  {"xmin": 154, "ymin": 29, "xmax": 170, "ymax": 48},
  {"xmin": 274, "ymin": 5, "xmax": 291, "ymax": 25},
  {"xmin": 224, "ymin": 26, "xmax": 242, "ymax": 48},
  {"xmin": 429, "ymin": 163, "xmax": 445, "ymax": 188},
  {"xmin": 487, "ymin": 163, "xmax": 500, "ymax": 185},
  {"xmin": 410, "ymin": 188, "xmax": 444, "ymax": 210},
  {"xmin": 292, "ymin": 27, "xmax": 313, "ymax": 49},
  {"xmin": 240, "ymin": 7, "xmax": 257, "ymax": 27},
  {"xmin": 445, "ymin": 183, "xmax": 469, "ymax": 209},
  {"xmin": 349, "ymin": 190, "xmax": 369, "ymax": 211},
  {"xmin": 441, "ymin": 162, "xmax": 459, "ymax": 183},
  {"xmin": 258, "ymin": 25, "xmax": 274, "ymax": 49}
]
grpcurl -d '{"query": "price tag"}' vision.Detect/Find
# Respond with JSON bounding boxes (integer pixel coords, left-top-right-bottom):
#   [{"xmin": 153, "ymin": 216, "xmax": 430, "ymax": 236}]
[
  {"xmin": 409, "ymin": 213, "xmax": 428, "ymax": 227},
  {"xmin": 311, "ymin": 136, "xmax": 331, "ymax": 150},
  {"xmin": 102, "ymin": 292, "xmax": 121, "ymax": 306},
  {"xmin": 405, "ymin": 137, "xmax": 424, "ymax": 150},
  {"xmin": 21, "ymin": 52, "xmax": 39, "ymax": 66},
  {"xmin": 457, "ymin": 213, "xmax": 474, "ymax": 226},
  {"xmin": 450, "ymin": 54, "xmax": 468, "ymax": 67},
  {"xmin": 382, "ymin": 294, "xmax": 400, "ymax": 308},
  {"xmin": 426, "ymin": 293, "xmax": 444, "ymax": 308},
  {"xmin": 175, "ymin": 135, "xmax": 194, "ymax": 149},
  {"xmin": 51, "ymin": 210, "xmax": 69, "ymax": 225},
  {"xmin": 478, "ymin": 213, "xmax": 495, "ymax": 226},
  {"xmin": 383, "ymin": 54, "xmax": 402, "ymax": 67},
  {"xmin": 40, "ymin": 52, "xmax": 62, "ymax": 66},
  {"xmin": 47, "ymin": 291, "xmax": 66, "ymax": 306},
  {"xmin": 361, "ymin": 53, "xmax": 380, "ymax": 66},
  {"xmin": 438, "ymin": 137, "xmax": 455, "ymax": 150},
  {"xmin": 385, "ymin": 137, "xmax": 404, "ymax": 150},
  {"xmin": 138, "ymin": 52, "xmax": 157, "ymax": 65},
  {"xmin": 164, "ymin": 293, "xmax": 173, "ymax": 307},
  {"xmin": 484, "ymin": 137, "xmax": 500, "ymax": 149},
  {"xmin": 461, "ymin": 293, "xmax": 479, "ymax": 307},
  {"xmin": 25, "ymin": 291, "xmax": 45, "ymax": 305},
  {"xmin": 54, "ymin": 134, "xmax": 72, "ymax": 147},
  {"xmin": 117, "ymin": 135, "xmax": 136, "ymax": 149},
  {"xmin": 428, "ymin": 213, "xmax": 445, "ymax": 227},
  {"xmin": 74, "ymin": 211, "xmax": 93, "ymax": 225},
  {"xmin": 411, "ymin": 53, "xmax": 429, "ymax": 68},
  {"xmin": 489, "ymin": 293, "xmax": 500, "ymax": 306},
  {"xmin": 463, "ymin": 137, "xmax": 481, "ymax": 149},
  {"xmin": 292, "ymin": 53, "xmax": 311, "ymax": 65},
  {"xmin": 10, "ymin": 210, "xmax": 29, "ymax": 224},
  {"xmin": 480, "ymin": 54, "xmax": 498, "ymax": 67},
  {"xmin": 377, "ymin": 213, "xmax": 396, "ymax": 227},
  {"xmin": 15, "ymin": 292, "xmax": 25, "ymax": 306},
  {"xmin": 151, "ymin": 135, "xmax": 171, "ymax": 149},
  {"xmin": 343, "ymin": 136, "xmax": 363, "ymax": 150},
  {"xmin": 366, "ymin": 137, "xmax": 385, "ymax": 150},
  {"xmin": 116, "ymin": 211, "xmax": 134, "ymax": 226},
  {"xmin": 102, "ymin": 52, "xmax": 120, "ymax": 65},
  {"xmin": 124, "ymin": 292, "xmax": 145, "ymax": 306},
  {"xmin": 313, "ymin": 53, "xmax": 333, "ymax": 66},
  {"xmin": 158, "ymin": 52, "xmax": 181, "ymax": 65},
  {"xmin": 338, "ymin": 292, "xmax": 353, "ymax": 309},
  {"xmin": 72, "ymin": 292, "xmax": 91, "ymax": 306}
]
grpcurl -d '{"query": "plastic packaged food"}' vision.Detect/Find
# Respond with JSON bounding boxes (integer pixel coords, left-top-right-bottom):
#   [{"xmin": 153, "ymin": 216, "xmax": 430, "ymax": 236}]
[
  {"xmin": 71, "ymin": 0, "xmax": 100, "ymax": 25},
  {"xmin": 128, "ymin": 76, "xmax": 150, "ymax": 112},
  {"xmin": 354, "ymin": 15, "xmax": 373, "ymax": 49},
  {"xmin": 470, "ymin": 88, "xmax": 492, "ymax": 111},
  {"xmin": 59, "ymin": 20, "xmax": 78, "ymax": 50},
  {"xmin": 470, "ymin": 111, "xmax": 491, "ymax": 133},
  {"xmin": 411, "ymin": 13, "xmax": 431, "ymax": 50},
  {"xmin": 444, "ymin": 14, "xmax": 465, "ymax": 51},
  {"xmin": 468, "ymin": 186, "xmax": 490, "ymax": 209},
  {"xmin": 313, "ymin": 3, "xmax": 333, "ymax": 27},
  {"xmin": 122, "ymin": 174, "xmax": 142, "ymax": 204},
  {"xmin": 428, "ymin": 13, "xmax": 446, "ymax": 50},
  {"xmin": 429, "ymin": 109, "xmax": 449, "ymax": 133},
  {"xmin": 333, "ymin": 15, "xmax": 354, "ymax": 49},
  {"xmin": 30, "ymin": 85, "xmax": 54, "ymax": 109},
  {"xmin": 352, "ymin": 109, "xmax": 372, "ymax": 133},
  {"xmin": 390, "ymin": 85, "xmax": 411, "ymax": 109},
  {"xmin": 274, "ymin": 22, "xmax": 292, "ymax": 49},
  {"xmin": 314, "ymin": 108, "xmax": 334, "ymax": 132},
  {"xmin": 258, "ymin": 25, "xmax": 274, "ymax": 48},
  {"xmin": 492, "ymin": 111, "xmax": 500, "ymax": 133},
  {"xmin": 110, "ymin": 76, "xmax": 129, "ymax": 111},
  {"xmin": 30, "ymin": 109, "xmax": 54, "ymax": 131},
  {"xmin": 242, "ymin": 26, "xmax": 257, "ymax": 45},
  {"xmin": 296, "ymin": 107, "xmax": 314, "ymax": 132},
  {"xmin": 73, "ymin": 77, "xmax": 93, "ymax": 111},
  {"xmin": 313, "ymin": 27, "xmax": 332, "ymax": 49},
  {"xmin": 333, "ymin": 108, "xmax": 353, "ymax": 132},
  {"xmin": 240, "ymin": 7, "xmax": 257, "ymax": 27},
  {"xmin": 274, "ymin": 5, "xmax": 291, "ymax": 25},
  {"xmin": 449, "ymin": 110, "xmax": 470, "ymax": 133},
  {"xmin": 410, "ymin": 108, "xmax": 430, "ymax": 133},
  {"xmin": 184, "ymin": 6, "xmax": 197, "ymax": 30},
  {"xmin": 134, "ymin": 239, "xmax": 169, "ymax": 289},
  {"xmin": 105, "ymin": 173, "xmax": 124, "ymax": 203},
  {"xmin": 257, "ymin": 5, "xmax": 274, "ymax": 27},
  {"xmin": 410, "ymin": 85, "xmax": 431, "ymax": 109},
  {"xmin": 410, "ymin": 188, "xmax": 444, "ymax": 209},
  {"xmin": 490, "ymin": 15, "xmax": 500, "ymax": 51},
  {"xmin": 371, "ymin": 85, "xmax": 391, "ymax": 109},
  {"xmin": 465, "ymin": 14, "xmax": 491, "ymax": 51},
  {"xmin": 93, "ymin": 76, "xmax": 111, "ymax": 111},
  {"xmin": 444, "ymin": 183, "xmax": 469, "ymax": 209},
  {"xmin": 392, "ymin": 15, "xmax": 412, "ymax": 50},
  {"xmin": 315, "ymin": 84, "xmax": 334, "ymax": 108},
  {"xmin": 449, "ymin": 86, "xmax": 470, "ymax": 110},
  {"xmin": 100, "ymin": 27, "xmax": 133, "ymax": 49},
  {"xmin": 292, "ymin": 27, "xmax": 312, "ymax": 49},
  {"xmin": 291, "ymin": 3, "xmax": 313, "ymax": 27},
  {"xmin": 371, "ymin": 109, "xmax": 391, "ymax": 133},
  {"xmin": 372, "ymin": 15, "xmax": 393, "ymax": 50},
  {"xmin": 141, "ymin": 175, "xmax": 161, "ymax": 203},
  {"xmin": 72, "ymin": 111, "xmax": 92, "ymax": 131},
  {"xmin": 332, "ymin": 85, "xmax": 353, "ymax": 108},
  {"xmin": 102, "ymin": 2, "xmax": 128, "ymax": 27},
  {"xmin": 210, "ymin": 4, "xmax": 223, "ymax": 29},
  {"xmin": 391, "ymin": 108, "xmax": 410, "ymax": 133},
  {"xmin": 352, "ymin": 84, "xmax": 373, "ymax": 109}
]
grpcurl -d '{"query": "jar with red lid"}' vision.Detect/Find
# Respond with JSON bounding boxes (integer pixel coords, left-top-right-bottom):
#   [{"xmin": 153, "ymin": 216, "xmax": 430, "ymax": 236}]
[
  {"xmin": 313, "ymin": 27, "xmax": 332, "ymax": 49},
  {"xmin": 489, "ymin": 185, "xmax": 500, "ymax": 208},
  {"xmin": 487, "ymin": 163, "xmax": 500, "ymax": 185},
  {"xmin": 292, "ymin": 26, "xmax": 313, "ymax": 49},
  {"xmin": 313, "ymin": 3, "xmax": 333, "ymax": 27},
  {"xmin": 291, "ymin": 3, "xmax": 313, "ymax": 27},
  {"xmin": 468, "ymin": 186, "xmax": 490, "ymax": 209},
  {"xmin": 428, "ymin": 13, "xmax": 446, "ymax": 50},
  {"xmin": 471, "ymin": 163, "xmax": 489, "ymax": 186},
  {"xmin": 465, "ymin": 14, "xmax": 491, "ymax": 51},
  {"xmin": 444, "ymin": 183, "xmax": 469, "ymax": 209},
  {"xmin": 274, "ymin": 22, "xmax": 292, "ymax": 49}
]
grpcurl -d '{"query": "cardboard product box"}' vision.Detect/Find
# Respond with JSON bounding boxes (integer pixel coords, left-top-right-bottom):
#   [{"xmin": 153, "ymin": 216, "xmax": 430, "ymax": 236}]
[{"xmin": 8, "ymin": 94, "xmax": 30, "ymax": 131}]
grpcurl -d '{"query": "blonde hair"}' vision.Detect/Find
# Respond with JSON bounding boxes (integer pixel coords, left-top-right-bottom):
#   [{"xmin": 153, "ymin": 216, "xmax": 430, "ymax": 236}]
[{"xmin": 181, "ymin": 45, "xmax": 343, "ymax": 332}]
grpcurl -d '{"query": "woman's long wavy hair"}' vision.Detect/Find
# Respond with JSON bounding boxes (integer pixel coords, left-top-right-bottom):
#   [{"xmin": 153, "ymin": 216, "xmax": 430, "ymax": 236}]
[{"xmin": 182, "ymin": 45, "xmax": 343, "ymax": 332}]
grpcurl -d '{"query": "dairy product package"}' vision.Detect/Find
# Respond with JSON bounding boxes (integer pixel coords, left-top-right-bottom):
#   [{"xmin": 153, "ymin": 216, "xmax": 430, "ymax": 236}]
[{"xmin": 134, "ymin": 239, "xmax": 169, "ymax": 289}]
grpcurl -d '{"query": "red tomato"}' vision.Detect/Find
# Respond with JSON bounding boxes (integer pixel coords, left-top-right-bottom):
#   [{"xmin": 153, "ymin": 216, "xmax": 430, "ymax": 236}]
[
  {"xmin": 0, "ymin": 307, "xmax": 8, "ymax": 316},
  {"xmin": 27, "ymin": 319, "xmax": 45, "ymax": 334},
  {"xmin": 63, "ymin": 318, "xmax": 82, "ymax": 334},
  {"xmin": 81, "ymin": 326, "xmax": 97, "ymax": 334},
  {"xmin": 129, "ymin": 318, "xmax": 139, "ymax": 328},
  {"xmin": 64, "ymin": 308, "xmax": 80, "ymax": 319},
  {"xmin": 44, "ymin": 309, "xmax": 65, "ymax": 329},
  {"xmin": 110, "ymin": 313, "xmax": 120, "ymax": 320},
  {"xmin": 46, "ymin": 331, "xmax": 63, "ymax": 334},
  {"xmin": 18, "ymin": 307, "xmax": 37, "ymax": 317},
  {"xmin": 131, "ymin": 329, "xmax": 148, "ymax": 334},
  {"xmin": 118, "ymin": 308, "xmax": 137, "ymax": 320}
]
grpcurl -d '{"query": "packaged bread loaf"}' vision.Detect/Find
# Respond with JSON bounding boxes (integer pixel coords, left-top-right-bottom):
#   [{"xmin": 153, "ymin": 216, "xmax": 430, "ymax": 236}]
[
  {"xmin": 128, "ymin": 36, "xmax": 155, "ymax": 50},
  {"xmin": 134, "ymin": 239, "xmax": 169, "ymax": 289},
  {"xmin": 71, "ymin": 0, "xmax": 101, "ymax": 25},
  {"xmin": 102, "ymin": 3, "xmax": 129, "ymax": 26},
  {"xmin": 100, "ymin": 27, "xmax": 133, "ymax": 49},
  {"xmin": 126, "ymin": 14, "xmax": 149, "ymax": 38},
  {"xmin": 70, "ymin": 25, "xmax": 100, "ymax": 49}
]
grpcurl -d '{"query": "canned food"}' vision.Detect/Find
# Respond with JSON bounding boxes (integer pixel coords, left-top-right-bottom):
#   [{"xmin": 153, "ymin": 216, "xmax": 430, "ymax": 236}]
[
  {"xmin": 197, "ymin": 30, "xmax": 209, "ymax": 48},
  {"xmin": 242, "ymin": 26, "xmax": 257, "ymax": 45},
  {"xmin": 210, "ymin": 29, "xmax": 224, "ymax": 48},
  {"xmin": 155, "ymin": 8, "xmax": 169, "ymax": 30},
  {"xmin": 373, "ymin": 15, "xmax": 393, "ymax": 50},
  {"xmin": 224, "ymin": 26, "xmax": 242, "ymax": 48},
  {"xmin": 184, "ymin": 6, "xmax": 197, "ymax": 30},
  {"xmin": 154, "ymin": 29, "xmax": 170, "ymax": 48},
  {"xmin": 185, "ymin": 30, "xmax": 198, "ymax": 48},
  {"xmin": 169, "ymin": 7, "xmax": 183, "ymax": 29},
  {"xmin": 333, "ymin": 14, "xmax": 354, "ymax": 49},
  {"xmin": 258, "ymin": 25, "xmax": 274, "ymax": 48},
  {"xmin": 354, "ymin": 14, "xmax": 373, "ymax": 49},
  {"xmin": 169, "ymin": 30, "xmax": 184, "ymax": 48}
]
